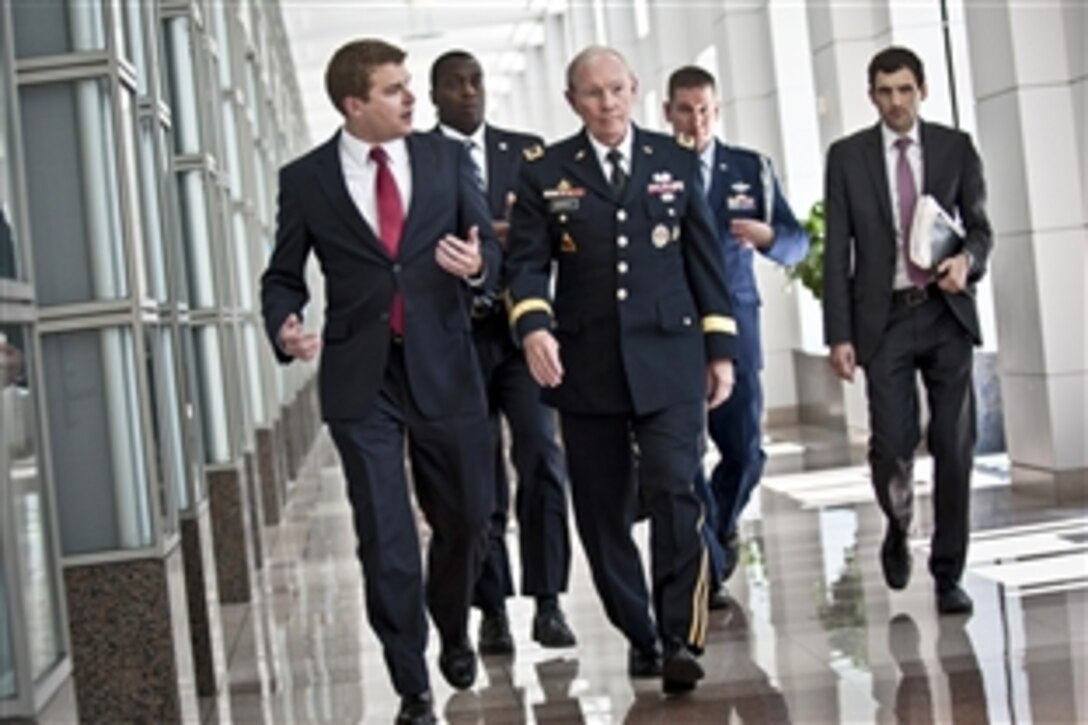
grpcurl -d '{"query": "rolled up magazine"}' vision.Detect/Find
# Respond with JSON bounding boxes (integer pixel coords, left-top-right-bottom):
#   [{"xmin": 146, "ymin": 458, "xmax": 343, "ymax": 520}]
[{"xmin": 909, "ymin": 194, "xmax": 964, "ymax": 270}]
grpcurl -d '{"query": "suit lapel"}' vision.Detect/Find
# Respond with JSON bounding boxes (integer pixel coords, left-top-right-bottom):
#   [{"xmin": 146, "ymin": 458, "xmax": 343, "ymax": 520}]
[
  {"xmin": 484, "ymin": 126, "xmax": 509, "ymax": 216},
  {"xmin": 862, "ymin": 123, "xmax": 894, "ymax": 232},
  {"xmin": 314, "ymin": 131, "xmax": 384, "ymax": 251},
  {"xmin": 919, "ymin": 120, "xmax": 940, "ymax": 195},
  {"xmin": 621, "ymin": 127, "xmax": 655, "ymax": 207},
  {"xmin": 561, "ymin": 129, "xmax": 613, "ymax": 201},
  {"xmin": 398, "ymin": 133, "xmax": 432, "ymax": 258}
]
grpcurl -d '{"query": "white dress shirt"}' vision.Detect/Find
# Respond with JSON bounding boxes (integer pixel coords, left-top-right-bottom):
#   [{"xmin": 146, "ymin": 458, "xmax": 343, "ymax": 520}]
[
  {"xmin": 698, "ymin": 140, "xmax": 716, "ymax": 197},
  {"xmin": 339, "ymin": 129, "xmax": 413, "ymax": 235},
  {"xmin": 882, "ymin": 122, "xmax": 922, "ymax": 290},
  {"xmin": 587, "ymin": 125, "xmax": 634, "ymax": 182}
]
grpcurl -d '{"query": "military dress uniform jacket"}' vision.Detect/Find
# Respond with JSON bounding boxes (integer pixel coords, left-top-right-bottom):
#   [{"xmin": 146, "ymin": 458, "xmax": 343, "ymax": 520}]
[
  {"xmin": 706, "ymin": 140, "xmax": 808, "ymax": 372},
  {"xmin": 506, "ymin": 126, "xmax": 738, "ymax": 416}
]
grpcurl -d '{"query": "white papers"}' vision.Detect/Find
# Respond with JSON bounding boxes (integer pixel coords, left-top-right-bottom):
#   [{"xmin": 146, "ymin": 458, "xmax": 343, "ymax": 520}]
[{"xmin": 909, "ymin": 194, "xmax": 964, "ymax": 270}]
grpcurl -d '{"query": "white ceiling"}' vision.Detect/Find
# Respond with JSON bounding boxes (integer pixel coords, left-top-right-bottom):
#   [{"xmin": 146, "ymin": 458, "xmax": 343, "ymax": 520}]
[{"xmin": 281, "ymin": 1, "xmax": 561, "ymax": 144}]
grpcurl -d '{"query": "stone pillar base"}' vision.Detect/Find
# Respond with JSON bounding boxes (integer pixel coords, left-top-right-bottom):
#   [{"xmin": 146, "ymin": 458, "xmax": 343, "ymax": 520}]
[
  {"xmin": 244, "ymin": 451, "xmax": 265, "ymax": 569},
  {"xmin": 255, "ymin": 426, "xmax": 283, "ymax": 526},
  {"xmin": 64, "ymin": 547, "xmax": 199, "ymax": 723},
  {"xmin": 180, "ymin": 504, "xmax": 228, "ymax": 696},
  {"xmin": 208, "ymin": 464, "xmax": 254, "ymax": 604}
]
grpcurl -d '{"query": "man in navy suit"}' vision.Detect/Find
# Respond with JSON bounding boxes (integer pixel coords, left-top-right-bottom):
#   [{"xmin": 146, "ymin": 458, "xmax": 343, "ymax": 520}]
[
  {"xmin": 506, "ymin": 46, "xmax": 738, "ymax": 695},
  {"xmin": 663, "ymin": 67, "xmax": 808, "ymax": 605},
  {"xmin": 430, "ymin": 50, "xmax": 576, "ymax": 656},
  {"xmin": 260, "ymin": 39, "xmax": 501, "ymax": 724},
  {"xmin": 823, "ymin": 46, "xmax": 992, "ymax": 616}
]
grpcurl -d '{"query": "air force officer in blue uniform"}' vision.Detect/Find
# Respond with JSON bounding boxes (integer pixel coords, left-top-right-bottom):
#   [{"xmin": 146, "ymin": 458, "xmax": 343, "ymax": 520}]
[
  {"xmin": 664, "ymin": 67, "xmax": 808, "ymax": 597},
  {"xmin": 506, "ymin": 46, "xmax": 738, "ymax": 695},
  {"xmin": 260, "ymin": 39, "xmax": 500, "ymax": 724}
]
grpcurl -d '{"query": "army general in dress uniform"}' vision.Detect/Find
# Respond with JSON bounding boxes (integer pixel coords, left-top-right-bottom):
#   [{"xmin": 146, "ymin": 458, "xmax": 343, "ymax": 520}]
[{"xmin": 505, "ymin": 45, "xmax": 738, "ymax": 695}]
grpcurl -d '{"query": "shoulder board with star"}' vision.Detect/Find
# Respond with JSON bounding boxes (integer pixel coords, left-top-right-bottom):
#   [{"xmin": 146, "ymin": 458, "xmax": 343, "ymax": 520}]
[
  {"xmin": 675, "ymin": 133, "xmax": 696, "ymax": 150},
  {"xmin": 522, "ymin": 144, "xmax": 545, "ymax": 162}
]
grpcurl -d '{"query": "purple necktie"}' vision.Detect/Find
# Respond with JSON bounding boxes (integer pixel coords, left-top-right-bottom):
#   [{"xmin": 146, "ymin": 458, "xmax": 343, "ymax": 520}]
[{"xmin": 895, "ymin": 137, "xmax": 928, "ymax": 287}]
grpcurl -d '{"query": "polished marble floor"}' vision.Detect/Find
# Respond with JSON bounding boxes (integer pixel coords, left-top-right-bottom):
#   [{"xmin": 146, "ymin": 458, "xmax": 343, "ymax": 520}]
[{"xmin": 205, "ymin": 424, "xmax": 1087, "ymax": 724}]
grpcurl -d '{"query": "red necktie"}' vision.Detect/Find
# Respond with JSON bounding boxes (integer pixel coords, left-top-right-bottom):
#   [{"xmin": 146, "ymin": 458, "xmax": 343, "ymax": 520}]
[
  {"xmin": 895, "ymin": 137, "xmax": 928, "ymax": 288},
  {"xmin": 369, "ymin": 146, "xmax": 405, "ymax": 334}
]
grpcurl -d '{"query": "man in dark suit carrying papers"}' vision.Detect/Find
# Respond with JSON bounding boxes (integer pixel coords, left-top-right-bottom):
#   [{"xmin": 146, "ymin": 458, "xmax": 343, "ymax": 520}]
[
  {"xmin": 822, "ymin": 46, "xmax": 992, "ymax": 617},
  {"xmin": 261, "ymin": 39, "xmax": 501, "ymax": 724}
]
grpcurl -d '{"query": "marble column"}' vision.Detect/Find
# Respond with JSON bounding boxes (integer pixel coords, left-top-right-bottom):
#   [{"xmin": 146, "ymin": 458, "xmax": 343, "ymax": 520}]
[
  {"xmin": 255, "ymin": 425, "xmax": 283, "ymax": 526},
  {"xmin": 208, "ymin": 463, "xmax": 255, "ymax": 603},
  {"xmin": 179, "ymin": 502, "xmax": 228, "ymax": 696},
  {"xmin": 63, "ymin": 547, "xmax": 199, "ymax": 723},
  {"xmin": 964, "ymin": 2, "xmax": 1087, "ymax": 486}
]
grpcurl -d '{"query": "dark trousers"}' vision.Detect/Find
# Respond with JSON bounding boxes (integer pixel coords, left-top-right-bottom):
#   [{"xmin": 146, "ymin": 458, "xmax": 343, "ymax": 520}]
[
  {"xmin": 699, "ymin": 366, "xmax": 765, "ymax": 578},
  {"xmin": 560, "ymin": 401, "xmax": 708, "ymax": 653},
  {"xmin": 327, "ymin": 345, "xmax": 492, "ymax": 696},
  {"xmin": 863, "ymin": 293, "xmax": 975, "ymax": 585},
  {"xmin": 472, "ymin": 318, "xmax": 571, "ymax": 611}
]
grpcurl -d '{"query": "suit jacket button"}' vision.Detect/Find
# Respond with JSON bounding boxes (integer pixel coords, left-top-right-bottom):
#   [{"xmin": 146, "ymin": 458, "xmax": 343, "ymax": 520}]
[
  {"xmin": 617, "ymin": 235, "xmax": 629, "ymax": 248},
  {"xmin": 616, "ymin": 209, "xmax": 627, "ymax": 222},
  {"xmin": 617, "ymin": 288, "xmax": 628, "ymax": 301},
  {"xmin": 379, "ymin": 311, "xmax": 390, "ymax": 321},
  {"xmin": 392, "ymin": 263, "xmax": 402, "ymax": 273},
  {"xmin": 617, "ymin": 261, "xmax": 628, "ymax": 274}
]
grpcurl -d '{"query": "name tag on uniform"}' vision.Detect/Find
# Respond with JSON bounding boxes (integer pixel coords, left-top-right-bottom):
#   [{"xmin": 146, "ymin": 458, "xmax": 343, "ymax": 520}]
[{"xmin": 548, "ymin": 198, "xmax": 580, "ymax": 213}]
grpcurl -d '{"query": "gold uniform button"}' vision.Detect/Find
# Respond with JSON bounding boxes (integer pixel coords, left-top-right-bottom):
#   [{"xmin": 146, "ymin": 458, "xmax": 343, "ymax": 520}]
[
  {"xmin": 617, "ymin": 288, "xmax": 628, "ymax": 301},
  {"xmin": 616, "ymin": 209, "xmax": 627, "ymax": 222},
  {"xmin": 617, "ymin": 235, "xmax": 629, "ymax": 248},
  {"xmin": 617, "ymin": 261, "xmax": 628, "ymax": 274}
]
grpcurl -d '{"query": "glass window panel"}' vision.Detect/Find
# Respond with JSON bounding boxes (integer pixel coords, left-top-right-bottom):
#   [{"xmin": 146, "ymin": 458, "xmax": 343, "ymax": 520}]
[
  {"xmin": 11, "ymin": 0, "xmax": 106, "ymax": 59},
  {"xmin": 177, "ymin": 171, "xmax": 216, "ymax": 308},
  {"xmin": 1, "ymin": 322, "xmax": 65, "ymax": 681},
  {"xmin": 0, "ymin": 43, "xmax": 21, "ymax": 283},
  {"xmin": 137, "ymin": 118, "xmax": 168, "ymax": 302},
  {"xmin": 20, "ymin": 78, "xmax": 128, "ymax": 305},
  {"xmin": 211, "ymin": 0, "xmax": 232, "ymax": 89},
  {"xmin": 241, "ymin": 323, "xmax": 265, "ymax": 427},
  {"xmin": 232, "ymin": 212, "xmax": 252, "ymax": 309},
  {"xmin": 119, "ymin": 91, "xmax": 148, "ymax": 301},
  {"xmin": 220, "ymin": 100, "xmax": 242, "ymax": 201},
  {"xmin": 163, "ymin": 17, "xmax": 201, "ymax": 155},
  {"xmin": 0, "ymin": 570, "xmax": 11, "ymax": 697},
  {"xmin": 178, "ymin": 328, "xmax": 207, "ymax": 501},
  {"xmin": 145, "ymin": 327, "xmax": 186, "ymax": 527},
  {"xmin": 42, "ymin": 327, "xmax": 152, "ymax": 555},
  {"xmin": 193, "ymin": 325, "xmax": 230, "ymax": 464},
  {"xmin": 121, "ymin": 1, "xmax": 148, "ymax": 96}
]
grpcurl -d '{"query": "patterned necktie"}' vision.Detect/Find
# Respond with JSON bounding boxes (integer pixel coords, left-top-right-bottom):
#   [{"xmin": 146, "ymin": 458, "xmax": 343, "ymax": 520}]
[
  {"xmin": 465, "ymin": 139, "xmax": 485, "ymax": 192},
  {"xmin": 606, "ymin": 148, "xmax": 627, "ymax": 197},
  {"xmin": 369, "ymin": 146, "xmax": 405, "ymax": 334},
  {"xmin": 895, "ymin": 137, "xmax": 928, "ymax": 288}
]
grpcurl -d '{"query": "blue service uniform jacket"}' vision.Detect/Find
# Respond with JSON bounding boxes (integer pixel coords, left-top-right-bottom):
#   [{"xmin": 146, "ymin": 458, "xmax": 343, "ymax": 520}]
[
  {"xmin": 706, "ymin": 140, "xmax": 808, "ymax": 372},
  {"xmin": 506, "ymin": 127, "xmax": 737, "ymax": 416},
  {"xmin": 260, "ymin": 130, "xmax": 501, "ymax": 421}
]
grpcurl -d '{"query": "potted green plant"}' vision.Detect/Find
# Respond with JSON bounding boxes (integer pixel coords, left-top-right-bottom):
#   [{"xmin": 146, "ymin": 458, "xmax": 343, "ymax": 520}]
[{"xmin": 788, "ymin": 200, "xmax": 825, "ymax": 300}]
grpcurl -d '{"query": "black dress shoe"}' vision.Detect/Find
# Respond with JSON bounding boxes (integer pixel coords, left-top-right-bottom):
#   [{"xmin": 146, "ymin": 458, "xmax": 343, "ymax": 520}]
[
  {"xmin": 396, "ymin": 691, "xmax": 436, "ymax": 724},
  {"xmin": 708, "ymin": 583, "xmax": 730, "ymax": 611},
  {"xmin": 935, "ymin": 583, "xmax": 973, "ymax": 615},
  {"xmin": 439, "ymin": 643, "xmax": 477, "ymax": 690},
  {"xmin": 721, "ymin": 532, "xmax": 741, "ymax": 581},
  {"xmin": 661, "ymin": 643, "xmax": 704, "ymax": 695},
  {"xmin": 532, "ymin": 606, "xmax": 577, "ymax": 648},
  {"xmin": 478, "ymin": 609, "xmax": 515, "ymax": 655},
  {"xmin": 627, "ymin": 645, "xmax": 662, "ymax": 678},
  {"xmin": 880, "ymin": 527, "xmax": 912, "ymax": 590}
]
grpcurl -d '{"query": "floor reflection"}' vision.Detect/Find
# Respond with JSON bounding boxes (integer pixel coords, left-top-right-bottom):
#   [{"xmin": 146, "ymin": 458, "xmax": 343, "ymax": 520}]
[{"xmin": 198, "ymin": 425, "xmax": 1086, "ymax": 724}]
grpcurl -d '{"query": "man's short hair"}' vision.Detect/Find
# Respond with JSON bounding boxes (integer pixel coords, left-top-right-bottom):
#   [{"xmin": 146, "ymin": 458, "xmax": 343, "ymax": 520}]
[
  {"xmin": 430, "ymin": 49, "xmax": 478, "ymax": 90},
  {"xmin": 325, "ymin": 39, "xmax": 405, "ymax": 115},
  {"xmin": 868, "ymin": 46, "xmax": 925, "ymax": 89},
  {"xmin": 566, "ymin": 45, "xmax": 631, "ymax": 92},
  {"xmin": 667, "ymin": 66, "xmax": 716, "ymax": 100}
]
